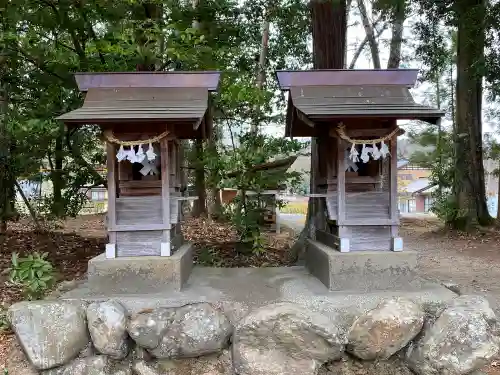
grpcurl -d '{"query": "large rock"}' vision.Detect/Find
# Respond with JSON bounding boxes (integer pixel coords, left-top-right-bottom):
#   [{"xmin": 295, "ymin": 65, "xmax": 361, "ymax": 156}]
[
  {"xmin": 347, "ymin": 298, "xmax": 424, "ymax": 360},
  {"xmin": 128, "ymin": 303, "xmax": 232, "ymax": 359},
  {"xmin": 320, "ymin": 356, "xmax": 413, "ymax": 375},
  {"xmin": 42, "ymin": 356, "xmax": 133, "ymax": 375},
  {"xmin": 9, "ymin": 301, "xmax": 89, "ymax": 370},
  {"xmin": 232, "ymin": 302, "xmax": 346, "ymax": 375},
  {"xmin": 407, "ymin": 295, "xmax": 500, "ymax": 375},
  {"xmin": 158, "ymin": 349, "xmax": 232, "ymax": 375},
  {"xmin": 42, "ymin": 355, "xmax": 109, "ymax": 375},
  {"xmin": 87, "ymin": 300, "xmax": 129, "ymax": 359},
  {"xmin": 132, "ymin": 361, "xmax": 160, "ymax": 375}
]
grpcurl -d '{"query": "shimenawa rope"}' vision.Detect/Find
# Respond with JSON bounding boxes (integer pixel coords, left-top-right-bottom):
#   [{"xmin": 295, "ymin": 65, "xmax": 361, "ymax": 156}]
[
  {"xmin": 335, "ymin": 123, "xmax": 400, "ymax": 145},
  {"xmin": 103, "ymin": 130, "xmax": 169, "ymax": 146}
]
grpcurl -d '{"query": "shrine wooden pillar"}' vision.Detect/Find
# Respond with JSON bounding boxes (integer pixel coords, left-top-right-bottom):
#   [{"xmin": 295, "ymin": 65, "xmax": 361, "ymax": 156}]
[
  {"xmin": 336, "ymin": 136, "xmax": 349, "ymax": 252},
  {"xmin": 106, "ymin": 141, "xmax": 117, "ymax": 258},
  {"xmin": 160, "ymin": 136, "xmax": 171, "ymax": 256},
  {"xmin": 390, "ymin": 136, "xmax": 403, "ymax": 251}
]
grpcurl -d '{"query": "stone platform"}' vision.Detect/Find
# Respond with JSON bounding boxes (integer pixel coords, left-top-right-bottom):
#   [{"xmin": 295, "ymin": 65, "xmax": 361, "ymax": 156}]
[
  {"xmin": 86, "ymin": 243, "xmax": 193, "ymax": 293},
  {"xmin": 62, "ymin": 265, "xmax": 456, "ymax": 323},
  {"xmin": 306, "ymin": 239, "xmax": 418, "ymax": 291}
]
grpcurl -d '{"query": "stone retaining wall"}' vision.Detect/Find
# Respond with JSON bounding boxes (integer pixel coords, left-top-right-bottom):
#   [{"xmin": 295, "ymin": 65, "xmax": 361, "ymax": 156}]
[{"xmin": 8, "ymin": 295, "xmax": 500, "ymax": 375}]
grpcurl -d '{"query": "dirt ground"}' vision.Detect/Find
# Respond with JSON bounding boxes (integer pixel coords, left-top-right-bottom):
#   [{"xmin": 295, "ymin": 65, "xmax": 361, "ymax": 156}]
[{"xmin": 3, "ymin": 215, "xmax": 500, "ymax": 373}]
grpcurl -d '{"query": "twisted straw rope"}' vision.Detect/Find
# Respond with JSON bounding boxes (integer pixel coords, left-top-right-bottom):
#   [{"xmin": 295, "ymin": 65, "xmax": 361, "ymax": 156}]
[
  {"xmin": 336, "ymin": 123, "xmax": 400, "ymax": 145},
  {"xmin": 103, "ymin": 130, "xmax": 169, "ymax": 146}
]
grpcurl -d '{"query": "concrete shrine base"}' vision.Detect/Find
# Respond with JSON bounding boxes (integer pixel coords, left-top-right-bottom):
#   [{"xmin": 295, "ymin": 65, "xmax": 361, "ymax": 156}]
[
  {"xmin": 305, "ymin": 239, "xmax": 418, "ymax": 291},
  {"xmin": 86, "ymin": 243, "xmax": 193, "ymax": 293},
  {"xmin": 63, "ymin": 263, "xmax": 456, "ymax": 323}
]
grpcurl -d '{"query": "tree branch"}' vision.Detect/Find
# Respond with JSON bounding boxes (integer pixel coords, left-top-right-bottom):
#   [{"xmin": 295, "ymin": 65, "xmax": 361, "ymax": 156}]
[
  {"xmin": 349, "ymin": 18, "xmax": 387, "ymax": 69},
  {"xmin": 65, "ymin": 131, "xmax": 108, "ymax": 189},
  {"xmin": 37, "ymin": 0, "xmax": 87, "ymax": 65},
  {"xmin": 356, "ymin": 0, "xmax": 381, "ymax": 69},
  {"xmin": 14, "ymin": 180, "xmax": 42, "ymax": 231},
  {"xmin": 74, "ymin": 2, "xmax": 106, "ymax": 65},
  {"xmin": 8, "ymin": 46, "xmax": 69, "ymax": 83}
]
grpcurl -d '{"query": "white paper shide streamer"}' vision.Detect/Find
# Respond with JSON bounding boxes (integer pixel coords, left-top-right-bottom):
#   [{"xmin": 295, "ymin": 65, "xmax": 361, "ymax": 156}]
[
  {"xmin": 115, "ymin": 143, "xmax": 159, "ymax": 176},
  {"xmin": 347, "ymin": 141, "xmax": 391, "ymax": 164}
]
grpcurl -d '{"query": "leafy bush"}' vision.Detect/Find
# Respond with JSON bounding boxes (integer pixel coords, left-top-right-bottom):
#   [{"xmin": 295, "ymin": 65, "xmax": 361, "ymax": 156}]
[{"xmin": 8, "ymin": 252, "xmax": 55, "ymax": 300}]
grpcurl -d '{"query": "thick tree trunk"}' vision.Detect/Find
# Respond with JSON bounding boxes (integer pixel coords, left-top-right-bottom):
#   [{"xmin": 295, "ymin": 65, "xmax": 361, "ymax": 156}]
[
  {"xmin": 292, "ymin": 0, "xmax": 347, "ymax": 262},
  {"xmin": 357, "ymin": 0, "xmax": 381, "ymax": 69},
  {"xmin": 451, "ymin": 0, "xmax": 491, "ymax": 229},
  {"xmin": 387, "ymin": 0, "xmax": 405, "ymax": 69}
]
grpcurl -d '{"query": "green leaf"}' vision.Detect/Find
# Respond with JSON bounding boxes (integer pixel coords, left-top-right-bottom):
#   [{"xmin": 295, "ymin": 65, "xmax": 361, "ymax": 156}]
[{"xmin": 11, "ymin": 253, "xmax": 18, "ymax": 267}]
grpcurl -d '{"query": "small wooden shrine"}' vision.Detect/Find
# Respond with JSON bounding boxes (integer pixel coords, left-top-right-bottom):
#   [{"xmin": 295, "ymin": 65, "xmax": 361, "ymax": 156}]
[
  {"xmin": 276, "ymin": 69, "xmax": 444, "ymax": 252},
  {"xmin": 58, "ymin": 71, "xmax": 220, "ymax": 258}
]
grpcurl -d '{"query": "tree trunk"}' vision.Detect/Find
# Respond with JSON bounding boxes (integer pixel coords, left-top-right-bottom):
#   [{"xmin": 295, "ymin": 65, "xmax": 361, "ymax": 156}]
[
  {"xmin": 205, "ymin": 100, "xmax": 222, "ymax": 219},
  {"xmin": 251, "ymin": 16, "xmax": 270, "ymax": 133},
  {"xmin": 292, "ymin": 0, "xmax": 347, "ymax": 262},
  {"xmin": 451, "ymin": 0, "xmax": 491, "ymax": 229},
  {"xmin": 387, "ymin": 0, "xmax": 405, "ymax": 69},
  {"xmin": 0, "ymin": 52, "xmax": 15, "ymax": 234},
  {"xmin": 192, "ymin": 139, "xmax": 207, "ymax": 216},
  {"xmin": 190, "ymin": 0, "xmax": 208, "ymax": 217},
  {"xmin": 51, "ymin": 124, "xmax": 65, "ymax": 217},
  {"xmin": 357, "ymin": 0, "xmax": 381, "ymax": 69}
]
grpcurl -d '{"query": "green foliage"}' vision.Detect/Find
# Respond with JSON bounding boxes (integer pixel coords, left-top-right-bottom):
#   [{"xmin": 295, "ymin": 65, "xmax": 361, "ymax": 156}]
[
  {"xmin": 208, "ymin": 132, "xmax": 306, "ymax": 253},
  {"xmin": 8, "ymin": 252, "xmax": 55, "ymax": 300},
  {"xmin": 0, "ymin": 304, "xmax": 10, "ymax": 334}
]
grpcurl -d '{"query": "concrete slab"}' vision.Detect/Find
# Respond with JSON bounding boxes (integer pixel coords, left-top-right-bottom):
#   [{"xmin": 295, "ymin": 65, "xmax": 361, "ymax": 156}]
[
  {"xmin": 62, "ymin": 265, "xmax": 456, "ymax": 324},
  {"xmin": 306, "ymin": 239, "xmax": 418, "ymax": 291},
  {"xmin": 86, "ymin": 243, "xmax": 193, "ymax": 293}
]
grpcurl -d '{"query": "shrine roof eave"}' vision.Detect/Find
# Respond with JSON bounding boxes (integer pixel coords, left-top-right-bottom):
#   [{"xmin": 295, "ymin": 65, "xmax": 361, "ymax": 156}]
[
  {"xmin": 74, "ymin": 71, "xmax": 221, "ymax": 92},
  {"xmin": 304, "ymin": 111, "xmax": 445, "ymax": 125},
  {"xmin": 276, "ymin": 69, "xmax": 420, "ymax": 89},
  {"xmin": 58, "ymin": 115, "xmax": 204, "ymax": 127}
]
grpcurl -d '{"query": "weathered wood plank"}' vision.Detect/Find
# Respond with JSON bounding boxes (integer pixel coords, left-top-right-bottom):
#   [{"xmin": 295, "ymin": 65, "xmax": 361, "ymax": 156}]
[
  {"xmin": 348, "ymin": 225, "xmax": 391, "ymax": 251},
  {"xmin": 117, "ymin": 230, "xmax": 162, "ymax": 243},
  {"xmin": 116, "ymin": 242, "xmax": 161, "ymax": 257},
  {"xmin": 120, "ymin": 180, "xmax": 161, "ymax": 189},
  {"xmin": 110, "ymin": 223, "xmax": 170, "ymax": 231},
  {"xmin": 339, "ymin": 219, "xmax": 398, "ymax": 226}
]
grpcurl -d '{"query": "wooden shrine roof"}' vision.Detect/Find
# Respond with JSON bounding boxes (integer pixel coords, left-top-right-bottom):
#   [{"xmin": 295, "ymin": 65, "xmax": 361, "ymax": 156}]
[
  {"xmin": 56, "ymin": 72, "xmax": 220, "ymax": 132},
  {"xmin": 276, "ymin": 70, "xmax": 445, "ymax": 137},
  {"xmin": 57, "ymin": 87, "xmax": 208, "ymax": 124}
]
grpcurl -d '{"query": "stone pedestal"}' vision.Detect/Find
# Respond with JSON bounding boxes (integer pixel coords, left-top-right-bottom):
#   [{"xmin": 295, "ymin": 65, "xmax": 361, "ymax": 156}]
[
  {"xmin": 305, "ymin": 239, "xmax": 418, "ymax": 291},
  {"xmin": 87, "ymin": 243, "xmax": 193, "ymax": 294}
]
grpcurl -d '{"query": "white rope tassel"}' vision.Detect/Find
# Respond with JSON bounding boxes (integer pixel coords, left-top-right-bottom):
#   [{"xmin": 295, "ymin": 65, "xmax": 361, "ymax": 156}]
[
  {"xmin": 371, "ymin": 142, "xmax": 381, "ymax": 160},
  {"xmin": 146, "ymin": 142, "xmax": 156, "ymax": 162},
  {"xmin": 116, "ymin": 145, "xmax": 127, "ymax": 162},
  {"xmin": 349, "ymin": 143, "xmax": 359, "ymax": 163},
  {"xmin": 380, "ymin": 141, "xmax": 391, "ymax": 158},
  {"xmin": 360, "ymin": 143, "xmax": 370, "ymax": 163},
  {"xmin": 135, "ymin": 144, "xmax": 145, "ymax": 163},
  {"xmin": 125, "ymin": 145, "xmax": 137, "ymax": 162}
]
